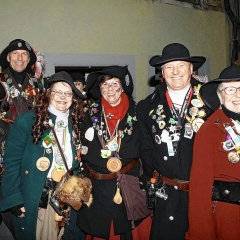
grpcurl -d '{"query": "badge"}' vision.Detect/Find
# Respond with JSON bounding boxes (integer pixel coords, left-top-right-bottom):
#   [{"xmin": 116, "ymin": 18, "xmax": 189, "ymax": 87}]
[
  {"xmin": 161, "ymin": 129, "xmax": 170, "ymax": 143},
  {"xmin": 192, "ymin": 118, "xmax": 205, "ymax": 132},
  {"xmin": 227, "ymin": 152, "xmax": 240, "ymax": 163},
  {"xmin": 222, "ymin": 140, "xmax": 235, "ymax": 151},
  {"xmin": 54, "ymin": 152, "xmax": 65, "ymax": 166},
  {"xmin": 191, "ymin": 99, "xmax": 203, "ymax": 108},
  {"xmin": 152, "ymin": 125, "xmax": 156, "ymax": 133},
  {"xmin": 6, "ymin": 78, "xmax": 12, "ymax": 85},
  {"xmin": 81, "ymin": 146, "xmax": 88, "ymax": 155},
  {"xmin": 46, "ymin": 148, "xmax": 52, "ymax": 154},
  {"xmin": 198, "ymin": 109, "xmax": 206, "ymax": 118},
  {"xmin": 189, "ymin": 107, "xmax": 199, "ymax": 117},
  {"xmin": 42, "ymin": 135, "xmax": 53, "ymax": 148},
  {"xmin": 155, "ymin": 135, "xmax": 161, "ymax": 144},
  {"xmin": 184, "ymin": 123, "xmax": 193, "ymax": 139},
  {"xmin": 51, "ymin": 168, "xmax": 66, "ymax": 182},
  {"xmin": 101, "ymin": 149, "xmax": 111, "ymax": 158},
  {"xmin": 36, "ymin": 157, "xmax": 50, "ymax": 171},
  {"xmin": 158, "ymin": 120, "xmax": 166, "ymax": 129},
  {"xmin": 106, "ymin": 157, "xmax": 122, "ymax": 172},
  {"xmin": 85, "ymin": 127, "xmax": 94, "ymax": 141},
  {"xmin": 107, "ymin": 141, "xmax": 118, "ymax": 152}
]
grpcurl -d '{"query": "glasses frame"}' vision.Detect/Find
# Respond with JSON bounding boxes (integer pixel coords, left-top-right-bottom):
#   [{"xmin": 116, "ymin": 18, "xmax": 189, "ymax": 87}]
[
  {"xmin": 221, "ymin": 87, "xmax": 240, "ymax": 95},
  {"xmin": 51, "ymin": 89, "xmax": 73, "ymax": 98}
]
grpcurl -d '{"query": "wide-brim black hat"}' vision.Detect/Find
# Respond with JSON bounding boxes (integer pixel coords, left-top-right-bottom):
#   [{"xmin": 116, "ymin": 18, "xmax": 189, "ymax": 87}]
[
  {"xmin": 149, "ymin": 43, "xmax": 206, "ymax": 72},
  {"xmin": 0, "ymin": 39, "xmax": 37, "ymax": 69},
  {"xmin": 70, "ymin": 72, "xmax": 86, "ymax": 84},
  {"xmin": 200, "ymin": 65, "xmax": 240, "ymax": 111},
  {"xmin": 86, "ymin": 65, "xmax": 133, "ymax": 100},
  {"xmin": 44, "ymin": 71, "xmax": 86, "ymax": 99}
]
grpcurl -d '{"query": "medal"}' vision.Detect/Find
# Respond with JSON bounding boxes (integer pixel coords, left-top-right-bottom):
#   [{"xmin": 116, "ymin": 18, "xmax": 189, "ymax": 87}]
[
  {"xmin": 158, "ymin": 120, "xmax": 166, "ymax": 129},
  {"xmin": 107, "ymin": 141, "xmax": 118, "ymax": 152},
  {"xmin": 155, "ymin": 135, "xmax": 161, "ymax": 144},
  {"xmin": 36, "ymin": 157, "xmax": 50, "ymax": 171},
  {"xmin": 191, "ymin": 99, "xmax": 203, "ymax": 108},
  {"xmin": 81, "ymin": 146, "xmax": 88, "ymax": 155},
  {"xmin": 227, "ymin": 152, "xmax": 240, "ymax": 163},
  {"xmin": 192, "ymin": 118, "xmax": 205, "ymax": 132},
  {"xmin": 85, "ymin": 127, "xmax": 94, "ymax": 141},
  {"xmin": 101, "ymin": 149, "xmax": 111, "ymax": 158},
  {"xmin": 51, "ymin": 168, "xmax": 65, "ymax": 182},
  {"xmin": 106, "ymin": 157, "xmax": 122, "ymax": 172},
  {"xmin": 189, "ymin": 107, "xmax": 199, "ymax": 117},
  {"xmin": 184, "ymin": 123, "xmax": 193, "ymax": 139}
]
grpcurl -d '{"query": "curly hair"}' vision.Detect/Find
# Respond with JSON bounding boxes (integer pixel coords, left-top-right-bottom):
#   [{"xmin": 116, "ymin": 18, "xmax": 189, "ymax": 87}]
[{"xmin": 31, "ymin": 88, "xmax": 85, "ymax": 144}]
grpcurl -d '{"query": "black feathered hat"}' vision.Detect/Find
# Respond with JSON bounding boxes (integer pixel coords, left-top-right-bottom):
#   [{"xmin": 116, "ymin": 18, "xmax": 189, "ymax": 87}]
[
  {"xmin": 200, "ymin": 65, "xmax": 240, "ymax": 111},
  {"xmin": 149, "ymin": 43, "xmax": 206, "ymax": 71},
  {"xmin": 86, "ymin": 65, "xmax": 133, "ymax": 100},
  {"xmin": 0, "ymin": 39, "xmax": 37, "ymax": 69},
  {"xmin": 44, "ymin": 71, "xmax": 86, "ymax": 99}
]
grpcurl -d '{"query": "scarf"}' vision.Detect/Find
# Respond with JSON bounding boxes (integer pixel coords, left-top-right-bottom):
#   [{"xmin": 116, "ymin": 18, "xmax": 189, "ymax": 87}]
[
  {"xmin": 9, "ymin": 65, "xmax": 27, "ymax": 85},
  {"xmin": 101, "ymin": 93, "xmax": 129, "ymax": 135},
  {"xmin": 221, "ymin": 104, "xmax": 240, "ymax": 122}
]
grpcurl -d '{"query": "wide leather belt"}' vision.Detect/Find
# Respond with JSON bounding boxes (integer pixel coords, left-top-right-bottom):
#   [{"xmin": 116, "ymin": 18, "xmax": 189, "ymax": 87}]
[
  {"xmin": 153, "ymin": 170, "xmax": 189, "ymax": 191},
  {"xmin": 86, "ymin": 159, "xmax": 138, "ymax": 180}
]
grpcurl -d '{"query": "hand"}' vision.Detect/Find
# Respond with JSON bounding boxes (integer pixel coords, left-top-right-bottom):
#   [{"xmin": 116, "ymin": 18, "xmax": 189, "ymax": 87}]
[{"xmin": 10, "ymin": 205, "xmax": 26, "ymax": 218}]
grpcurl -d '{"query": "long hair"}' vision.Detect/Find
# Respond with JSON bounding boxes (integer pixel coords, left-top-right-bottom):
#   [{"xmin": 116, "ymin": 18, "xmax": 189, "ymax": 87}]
[{"xmin": 31, "ymin": 88, "xmax": 85, "ymax": 144}]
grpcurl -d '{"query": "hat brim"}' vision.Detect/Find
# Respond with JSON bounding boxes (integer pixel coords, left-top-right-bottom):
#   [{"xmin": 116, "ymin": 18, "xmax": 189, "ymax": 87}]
[
  {"xmin": 44, "ymin": 75, "xmax": 86, "ymax": 99},
  {"xmin": 200, "ymin": 77, "xmax": 240, "ymax": 111},
  {"xmin": 149, "ymin": 56, "xmax": 206, "ymax": 72}
]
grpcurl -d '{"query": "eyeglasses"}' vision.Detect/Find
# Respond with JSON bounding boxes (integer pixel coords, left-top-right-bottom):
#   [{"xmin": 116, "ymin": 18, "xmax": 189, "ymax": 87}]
[
  {"xmin": 100, "ymin": 81, "xmax": 121, "ymax": 90},
  {"xmin": 221, "ymin": 87, "xmax": 240, "ymax": 95},
  {"xmin": 51, "ymin": 90, "xmax": 73, "ymax": 97}
]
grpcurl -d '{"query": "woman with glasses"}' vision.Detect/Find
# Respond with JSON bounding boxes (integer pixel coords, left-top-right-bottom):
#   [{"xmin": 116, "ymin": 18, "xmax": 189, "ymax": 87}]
[
  {"xmin": 77, "ymin": 65, "xmax": 151, "ymax": 240},
  {"xmin": 0, "ymin": 71, "xmax": 86, "ymax": 240},
  {"xmin": 186, "ymin": 65, "xmax": 240, "ymax": 240}
]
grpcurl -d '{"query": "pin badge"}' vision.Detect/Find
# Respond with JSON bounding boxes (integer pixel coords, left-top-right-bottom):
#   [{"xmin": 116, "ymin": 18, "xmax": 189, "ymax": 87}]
[
  {"xmin": 227, "ymin": 152, "xmax": 240, "ymax": 163},
  {"xmin": 222, "ymin": 140, "xmax": 235, "ymax": 151},
  {"xmin": 191, "ymin": 99, "xmax": 203, "ymax": 108},
  {"xmin": 155, "ymin": 135, "xmax": 161, "ymax": 144}
]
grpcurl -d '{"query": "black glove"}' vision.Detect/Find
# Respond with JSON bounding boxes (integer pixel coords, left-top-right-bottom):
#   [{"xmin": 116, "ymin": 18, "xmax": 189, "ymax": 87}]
[{"xmin": 10, "ymin": 204, "xmax": 24, "ymax": 217}]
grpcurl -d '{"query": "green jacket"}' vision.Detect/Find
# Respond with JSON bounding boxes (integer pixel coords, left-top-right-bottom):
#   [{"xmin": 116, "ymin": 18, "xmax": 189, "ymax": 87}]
[{"xmin": 0, "ymin": 110, "xmax": 81, "ymax": 240}]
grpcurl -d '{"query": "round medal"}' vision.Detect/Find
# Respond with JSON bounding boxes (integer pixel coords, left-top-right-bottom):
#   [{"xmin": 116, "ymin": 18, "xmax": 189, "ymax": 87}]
[
  {"xmin": 36, "ymin": 157, "xmax": 50, "ymax": 171},
  {"xmin": 51, "ymin": 168, "xmax": 65, "ymax": 182},
  {"xmin": 191, "ymin": 118, "xmax": 205, "ymax": 132},
  {"xmin": 227, "ymin": 152, "xmax": 240, "ymax": 163},
  {"xmin": 106, "ymin": 157, "xmax": 122, "ymax": 173},
  {"xmin": 189, "ymin": 107, "xmax": 199, "ymax": 117},
  {"xmin": 158, "ymin": 120, "xmax": 166, "ymax": 129},
  {"xmin": 191, "ymin": 99, "xmax": 203, "ymax": 108},
  {"xmin": 107, "ymin": 141, "xmax": 118, "ymax": 152}
]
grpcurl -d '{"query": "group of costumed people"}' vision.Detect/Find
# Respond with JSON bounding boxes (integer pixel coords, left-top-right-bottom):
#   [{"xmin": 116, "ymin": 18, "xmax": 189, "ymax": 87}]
[{"xmin": 1, "ymin": 38, "xmax": 240, "ymax": 240}]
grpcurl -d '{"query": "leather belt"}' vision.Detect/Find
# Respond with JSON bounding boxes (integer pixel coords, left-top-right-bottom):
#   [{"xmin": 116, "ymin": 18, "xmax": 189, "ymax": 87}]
[
  {"xmin": 152, "ymin": 170, "xmax": 189, "ymax": 191},
  {"xmin": 86, "ymin": 159, "xmax": 138, "ymax": 180}
]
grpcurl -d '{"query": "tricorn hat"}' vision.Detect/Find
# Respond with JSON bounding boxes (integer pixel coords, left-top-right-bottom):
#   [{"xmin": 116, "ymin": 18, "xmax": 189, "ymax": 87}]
[
  {"xmin": 149, "ymin": 43, "xmax": 206, "ymax": 71},
  {"xmin": 200, "ymin": 65, "xmax": 240, "ymax": 111},
  {"xmin": 70, "ymin": 72, "xmax": 86, "ymax": 84},
  {"xmin": 86, "ymin": 65, "xmax": 133, "ymax": 100},
  {"xmin": 0, "ymin": 39, "xmax": 37, "ymax": 69},
  {"xmin": 44, "ymin": 71, "xmax": 86, "ymax": 99}
]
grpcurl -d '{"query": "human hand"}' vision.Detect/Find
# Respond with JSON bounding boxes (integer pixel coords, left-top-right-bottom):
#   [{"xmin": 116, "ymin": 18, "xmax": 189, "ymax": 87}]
[{"xmin": 10, "ymin": 205, "xmax": 26, "ymax": 218}]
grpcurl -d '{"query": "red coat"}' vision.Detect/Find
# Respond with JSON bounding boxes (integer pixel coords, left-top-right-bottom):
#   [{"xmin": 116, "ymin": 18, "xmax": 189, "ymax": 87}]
[{"xmin": 186, "ymin": 109, "xmax": 240, "ymax": 240}]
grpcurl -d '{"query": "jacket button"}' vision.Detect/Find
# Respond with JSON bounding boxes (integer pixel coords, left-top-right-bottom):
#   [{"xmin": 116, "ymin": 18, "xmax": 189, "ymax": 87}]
[
  {"xmin": 21, "ymin": 227, "xmax": 25, "ymax": 230},
  {"xmin": 169, "ymin": 216, "xmax": 174, "ymax": 221},
  {"xmin": 25, "ymin": 170, "xmax": 29, "ymax": 175},
  {"xmin": 163, "ymin": 156, "xmax": 168, "ymax": 161}
]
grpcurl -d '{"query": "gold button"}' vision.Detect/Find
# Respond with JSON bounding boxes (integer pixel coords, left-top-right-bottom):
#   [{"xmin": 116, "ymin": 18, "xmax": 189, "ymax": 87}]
[{"xmin": 25, "ymin": 170, "xmax": 28, "ymax": 175}]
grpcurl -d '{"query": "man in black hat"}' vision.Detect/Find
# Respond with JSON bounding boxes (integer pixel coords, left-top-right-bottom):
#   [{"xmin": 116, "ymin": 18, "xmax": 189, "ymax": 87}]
[
  {"xmin": 137, "ymin": 43, "xmax": 213, "ymax": 240},
  {"xmin": 69, "ymin": 72, "xmax": 86, "ymax": 94},
  {"xmin": 0, "ymin": 39, "xmax": 40, "ymax": 121}
]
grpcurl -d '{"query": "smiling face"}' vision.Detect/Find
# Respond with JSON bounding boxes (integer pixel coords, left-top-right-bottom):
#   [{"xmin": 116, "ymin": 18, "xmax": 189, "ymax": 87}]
[
  {"xmin": 50, "ymin": 82, "xmax": 73, "ymax": 112},
  {"xmin": 100, "ymin": 77, "xmax": 123, "ymax": 107},
  {"xmin": 162, "ymin": 60, "xmax": 193, "ymax": 91},
  {"xmin": 217, "ymin": 81, "xmax": 240, "ymax": 113},
  {"xmin": 7, "ymin": 50, "xmax": 30, "ymax": 72}
]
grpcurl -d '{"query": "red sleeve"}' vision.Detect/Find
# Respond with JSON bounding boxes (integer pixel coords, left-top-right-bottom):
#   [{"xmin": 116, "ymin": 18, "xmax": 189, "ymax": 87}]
[{"xmin": 186, "ymin": 121, "xmax": 217, "ymax": 240}]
